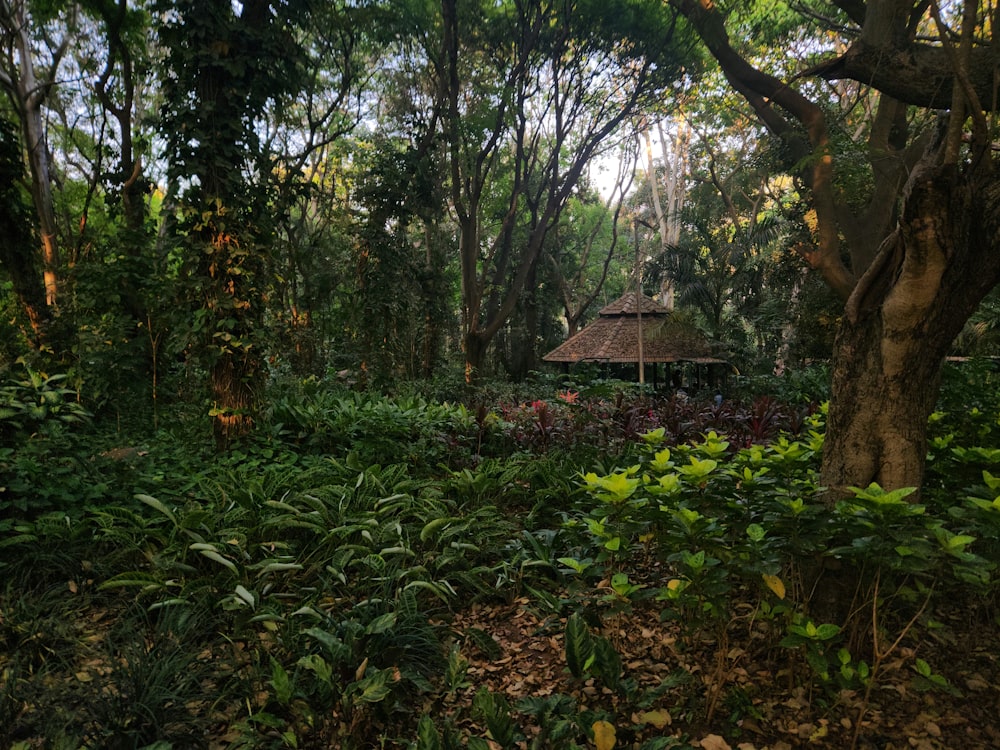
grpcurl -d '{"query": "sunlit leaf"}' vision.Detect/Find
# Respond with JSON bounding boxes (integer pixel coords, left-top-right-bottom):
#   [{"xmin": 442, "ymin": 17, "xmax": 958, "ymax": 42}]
[
  {"xmin": 593, "ymin": 719, "xmax": 616, "ymax": 750},
  {"xmin": 638, "ymin": 708, "xmax": 672, "ymax": 729},
  {"xmin": 762, "ymin": 574, "xmax": 785, "ymax": 599}
]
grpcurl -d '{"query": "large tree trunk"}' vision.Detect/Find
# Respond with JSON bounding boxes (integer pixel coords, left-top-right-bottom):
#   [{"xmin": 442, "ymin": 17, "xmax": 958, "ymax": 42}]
[
  {"xmin": 810, "ymin": 160, "xmax": 1000, "ymax": 627},
  {"xmin": 210, "ymin": 331, "xmax": 261, "ymax": 450},
  {"xmin": 506, "ymin": 260, "xmax": 540, "ymax": 380},
  {"xmin": 0, "ymin": 223, "xmax": 50, "ymax": 345},
  {"xmin": 822, "ymin": 161, "xmax": 1000, "ymax": 498},
  {"xmin": 463, "ymin": 330, "xmax": 490, "ymax": 384},
  {"xmin": 822, "ymin": 313, "xmax": 944, "ymax": 499}
]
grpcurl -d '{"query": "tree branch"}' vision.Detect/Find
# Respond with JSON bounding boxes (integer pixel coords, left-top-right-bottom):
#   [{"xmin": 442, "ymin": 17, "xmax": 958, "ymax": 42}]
[{"xmin": 671, "ymin": 0, "xmax": 856, "ymax": 299}]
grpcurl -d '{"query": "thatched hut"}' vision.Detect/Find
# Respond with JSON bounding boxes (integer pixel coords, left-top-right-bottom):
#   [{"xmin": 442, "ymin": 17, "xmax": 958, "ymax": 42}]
[{"xmin": 542, "ymin": 292, "xmax": 728, "ymax": 389}]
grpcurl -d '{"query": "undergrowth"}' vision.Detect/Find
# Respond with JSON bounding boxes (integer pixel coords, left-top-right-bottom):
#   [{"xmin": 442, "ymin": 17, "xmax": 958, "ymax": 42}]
[{"xmin": 1, "ymin": 366, "xmax": 999, "ymax": 748}]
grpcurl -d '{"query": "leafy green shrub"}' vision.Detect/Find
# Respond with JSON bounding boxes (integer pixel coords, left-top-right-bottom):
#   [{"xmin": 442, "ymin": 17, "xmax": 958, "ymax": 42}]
[
  {"xmin": 81, "ymin": 451, "xmax": 529, "ymax": 745},
  {"xmin": 0, "ymin": 367, "xmax": 100, "ymax": 518},
  {"xmin": 6, "ymin": 374, "xmax": 999, "ymax": 746},
  {"xmin": 729, "ymin": 362, "xmax": 831, "ymax": 405},
  {"xmin": 558, "ymin": 418, "xmax": 998, "ymax": 697},
  {"xmin": 267, "ymin": 386, "xmax": 479, "ymax": 469},
  {"xmin": 0, "ymin": 366, "xmax": 90, "ymax": 445}
]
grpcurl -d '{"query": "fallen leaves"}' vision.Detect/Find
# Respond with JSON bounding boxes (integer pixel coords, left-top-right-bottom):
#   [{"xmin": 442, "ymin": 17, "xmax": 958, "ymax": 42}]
[
  {"xmin": 445, "ymin": 592, "xmax": 1000, "ymax": 750},
  {"xmin": 696, "ymin": 733, "xmax": 732, "ymax": 750},
  {"xmin": 592, "ymin": 719, "xmax": 616, "ymax": 750},
  {"xmin": 635, "ymin": 708, "xmax": 672, "ymax": 729}
]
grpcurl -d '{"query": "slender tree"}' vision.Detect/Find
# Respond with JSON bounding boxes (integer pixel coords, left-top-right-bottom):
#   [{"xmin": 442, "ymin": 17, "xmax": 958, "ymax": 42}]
[
  {"xmin": 549, "ymin": 166, "xmax": 635, "ymax": 340},
  {"xmin": 0, "ymin": 0, "xmax": 76, "ymax": 311},
  {"xmin": 440, "ymin": 0, "xmax": 692, "ymax": 381}
]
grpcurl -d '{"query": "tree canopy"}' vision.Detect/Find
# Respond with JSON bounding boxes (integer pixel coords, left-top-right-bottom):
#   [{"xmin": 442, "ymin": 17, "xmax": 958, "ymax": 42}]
[{"xmin": 0, "ymin": 0, "xmax": 998, "ymax": 496}]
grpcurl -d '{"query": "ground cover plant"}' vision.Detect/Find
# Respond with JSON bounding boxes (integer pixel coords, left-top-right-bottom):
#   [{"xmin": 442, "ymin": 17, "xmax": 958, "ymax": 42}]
[{"xmin": 2, "ymin": 368, "xmax": 999, "ymax": 749}]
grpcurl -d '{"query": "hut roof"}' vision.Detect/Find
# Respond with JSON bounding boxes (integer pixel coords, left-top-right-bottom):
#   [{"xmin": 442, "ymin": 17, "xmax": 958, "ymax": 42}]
[
  {"xmin": 543, "ymin": 292, "xmax": 727, "ymax": 365},
  {"xmin": 598, "ymin": 293, "xmax": 671, "ymax": 316}
]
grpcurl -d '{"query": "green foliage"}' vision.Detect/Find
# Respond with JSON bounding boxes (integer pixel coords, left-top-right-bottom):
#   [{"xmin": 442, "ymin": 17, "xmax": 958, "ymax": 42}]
[
  {"xmin": 0, "ymin": 366, "xmax": 90, "ymax": 444},
  {"xmin": 563, "ymin": 612, "xmax": 623, "ymax": 691},
  {"xmin": 0, "ymin": 366, "xmax": 101, "ymax": 518},
  {"xmin": 561, "ymin": 414, "xmax": 999, "ymax": 698},
  {"xmin": 267, "ymin": 384, "xmax": 479, "ymax": 469},
  {"xmin": 5, "ymin": 376, "xmax": 1000, "ymax": 745}
]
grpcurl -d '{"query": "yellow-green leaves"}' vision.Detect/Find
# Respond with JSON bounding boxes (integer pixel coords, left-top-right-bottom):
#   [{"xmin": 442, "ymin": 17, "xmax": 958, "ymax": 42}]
[
  {"xmin": 650, "ymin": 447, "xmax": 673, "ymax": 472},
  {"xmin": 697, "ymin": 430, "xmax": 729, "ymax": 457},
  {"xmin": 640, "ymin": 427, "xmax": 666, "ymax": 445},
  {"xmin": 582, "ymin": 468, "xmax": 641, "ymax": 504},
  {"xmin": 649, "ymin": 472, "xmax": 681, "ymax": 496},
  {"xmin": 678, "ymin": 457, "xmax": 718, "ymax": 482}
]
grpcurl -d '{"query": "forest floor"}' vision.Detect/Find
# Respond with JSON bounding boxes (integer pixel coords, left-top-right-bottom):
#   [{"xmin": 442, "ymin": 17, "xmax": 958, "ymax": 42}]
[
  {"xmin": 5, "ymin": 568, "xmax": 1000, "ymax": 746},
  {"xmin": 8, "ymin": 583, "xmax": 998, "ymax": 748},
  {"xmin": 445, "ymin": 594, "xmax": 1000, "ymax": 749}
]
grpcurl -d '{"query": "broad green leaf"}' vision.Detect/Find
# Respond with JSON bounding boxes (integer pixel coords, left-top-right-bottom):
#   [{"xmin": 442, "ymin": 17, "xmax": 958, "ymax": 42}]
[
  {"xmin": 650, "ymin": 447, "xmax": 672, "ymax": 471},
  {"xmin": 270, "ymin": 657, "xmax": 293, "ymax": 705},
  {"xmin": 420, "ymin": 516, "xmax": 458, "ymax": 542},
  {"xmin": 681, "ymin": 549, "xmax": 706, "ymax": 570},
  {"xmin": 564, "ymin": 613, "xmax": 594, "ymax": 679},
  {"xmin": 815, "ymin": 623, "xmax": 840, "ymax": 640},
  {"xmin": 473, "ymin": 688, "xmax": 515, "ymax": 748},
  {"xmin": 352, "ymin": 669, "xmax": 393, "ymax": 704},
  {"xmin": 848, "ymin": 483, "xmax": 918, "ymax": 505},
  {"xmin": 746, "ymin": 523, "xmax": 766, "ymax": 542},
  {"xmin": 558, "ymin": 557, "xmax": 592, "ymax": 574},
  {"xmin": 297, "ymin": 653, "xmax": 332, "ymax": 684},
  {"xmin": 983, "ymin": 470, "xmax": 1000, "ymax": 490},
  {"xmin": 193, "ymin": 548, "xmax": 238, "ymax": 574},
  {"xmin": 136, "ymin": 493, "xmax": 177, "ymax": 525},
  {"xmin": 304, "ymin": 628, "xmax": 349, "ymax": 661},
  {"xmin": 234, "ymin": 585, "xmax": 255, "ymax": 608},
  {"xmin": 147, "ymin": 598, "xmax": 191, "ymax": 610},
  {"xmin": 696, "ymin": 431, "xmax": 729, "ymax": 457},
  {"xmin": 641, "ymin": 427, "xmax": 666, "ymax": 445},
  {"xmin": 366, "ymin": 612, "xmax": 397, "ymax": 634},
  {"xmin": 947, "ymin": 534, "xmax": 976, "ymax": 549},
  {"xmin": 650, "ymin": 473, "xmax": 680, "ymax": 494},
  {"xmin": 98, "ymin": 572, "xmax": 167, "ymax": 591},
  {"xmin": 678, "ymin": 458, "xmax": 718, "ymax": 480},
  {"xmin": 415, "ymin": 715, "xmax": 442, "ymax": 750},
  {"xmin": 403, "ymin": 580, "xmax": 456, "ymax": 602}
]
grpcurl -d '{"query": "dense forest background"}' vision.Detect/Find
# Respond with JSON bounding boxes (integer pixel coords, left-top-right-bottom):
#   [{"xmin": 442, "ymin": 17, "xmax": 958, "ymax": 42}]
[{"xmin": 0, "ymin": 0, "xmax": 859, "ymax": 434}]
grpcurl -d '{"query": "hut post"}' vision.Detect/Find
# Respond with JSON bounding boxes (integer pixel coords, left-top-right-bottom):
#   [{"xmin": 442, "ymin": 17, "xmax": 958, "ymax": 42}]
[{"xmin": 633, "ymin": 220, "xmax": 645, "ymax": 385}]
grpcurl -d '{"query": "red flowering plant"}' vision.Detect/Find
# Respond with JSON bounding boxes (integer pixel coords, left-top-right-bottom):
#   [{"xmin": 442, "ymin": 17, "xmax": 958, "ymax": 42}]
[{"xmin": 556, "ymin": 389, "xmax": 580, "ymax": 404}]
